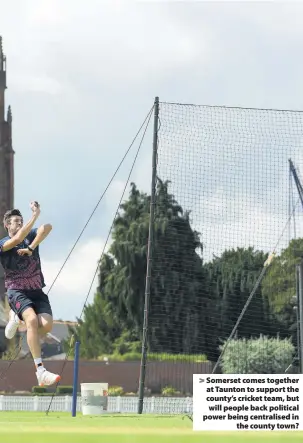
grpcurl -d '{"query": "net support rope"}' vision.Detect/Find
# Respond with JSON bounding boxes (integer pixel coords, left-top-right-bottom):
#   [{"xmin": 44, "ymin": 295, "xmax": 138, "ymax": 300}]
[{"xmin": 0, "ymin": 104, "xmax": 154, "ymax": 389}]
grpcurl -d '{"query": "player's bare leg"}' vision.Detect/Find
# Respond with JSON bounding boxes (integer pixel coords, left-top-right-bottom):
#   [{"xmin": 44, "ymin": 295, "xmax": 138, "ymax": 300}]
[{"xmin": 22, "ymin": 308, "xmax": 61, "ymax": 386}]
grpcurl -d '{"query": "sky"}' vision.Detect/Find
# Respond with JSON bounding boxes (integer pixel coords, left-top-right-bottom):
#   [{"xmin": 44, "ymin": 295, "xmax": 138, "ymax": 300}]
[{"xmin": 1, "ymin": 0, "xmax": 303, "ymax": 320}]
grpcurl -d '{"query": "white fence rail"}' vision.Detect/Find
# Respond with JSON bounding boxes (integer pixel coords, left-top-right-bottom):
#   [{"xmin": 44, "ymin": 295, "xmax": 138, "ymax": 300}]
[{"xmin": 0, "ymin": 395, "xmax": 193, "ymax": 414}]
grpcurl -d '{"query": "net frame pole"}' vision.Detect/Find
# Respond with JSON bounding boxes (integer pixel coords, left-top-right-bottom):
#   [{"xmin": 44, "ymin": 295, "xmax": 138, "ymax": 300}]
[
  {"xmin": 72, "ymin": 341, "xmax": 80, "ymax": 417},
  {"xmin": 137, "ymin": 97, "xmax": 159, "ymax": 414},
  {"xmin": 297, "ymin": 261, "xmax": 303, "ymax": 373}
]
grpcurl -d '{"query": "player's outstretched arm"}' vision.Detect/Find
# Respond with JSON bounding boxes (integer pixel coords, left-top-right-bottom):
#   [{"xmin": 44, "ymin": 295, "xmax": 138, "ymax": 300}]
[{"xmin": 1, "ymin": 202, "xmax": 41, "ymax": 252}]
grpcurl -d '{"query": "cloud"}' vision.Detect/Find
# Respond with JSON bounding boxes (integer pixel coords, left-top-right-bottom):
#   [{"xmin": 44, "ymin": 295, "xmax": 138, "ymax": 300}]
[
  {"xmin": 153, "ymin": 103, "xmax": 303, "ymax": 263},
  {"xmin": 12, "ymin": 76, "xmax": 62, "ymax": 95},
  {"xmin": 1, "ymin": 0, "xmax": 212, "ymax": 97},
  {"xmin": 157, "ymin": 103, "xmax": 303, "ymax": 209},
  {"xmin": 42, "ymin": 237, "xmax": 107, "ymax": 320},
  {"xmin": 246, "ymin": 3, "xmax": 303, "ymax": 38}
]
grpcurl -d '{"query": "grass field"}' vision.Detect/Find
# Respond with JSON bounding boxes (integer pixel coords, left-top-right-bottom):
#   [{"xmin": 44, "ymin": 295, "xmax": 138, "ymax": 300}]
[{"xmin": 0, "ymin": 412, "xmax": 302, "ymax": 443}]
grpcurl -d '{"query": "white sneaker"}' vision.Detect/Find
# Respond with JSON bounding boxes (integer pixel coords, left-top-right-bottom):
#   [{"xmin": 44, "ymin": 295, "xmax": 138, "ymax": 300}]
[
  {"xmin": 5, "ymin": 310, "xmax": 20, "ymax": 339},
  {"xmin": 36, "ymin": 368, "xmax": 61, "ymax": 387}
]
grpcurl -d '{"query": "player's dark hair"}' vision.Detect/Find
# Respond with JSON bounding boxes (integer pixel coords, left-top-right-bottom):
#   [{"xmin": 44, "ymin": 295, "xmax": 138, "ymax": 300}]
[{"xmin": 3, "ymin": 209, "xmax": 23, "ymax": 231}]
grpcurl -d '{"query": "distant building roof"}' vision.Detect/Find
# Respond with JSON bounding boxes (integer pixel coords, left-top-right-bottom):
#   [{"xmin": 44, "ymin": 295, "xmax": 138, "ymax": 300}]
[
  {"xmin": 51, "ymin": 321, "xmax": 77, "ymax": 342},
  {"xmin": 44, "ymin": 353, "xmax": 66, "ymax": 361},
  {"xmin": 17, "ymin": 320, "xmax": 77, "ymax": 357},
  {"xmin": 18, "ymin": 320, "xmax": 77, "ymax": 336}
]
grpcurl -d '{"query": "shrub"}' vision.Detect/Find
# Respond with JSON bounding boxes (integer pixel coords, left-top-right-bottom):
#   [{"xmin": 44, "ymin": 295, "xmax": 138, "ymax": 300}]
[
  {"xmin": 56, "ymin": 386, "xmax": 73, "ymax": 395},
  {"xmin": 148, "ymin": 353, "xmax": 207, "ymax": 363},
  {"xmin": 108, "ymin": 386, "xmax": 124, "ymax": 396},
  {"xmin": 32, "ymin": 386, "xmax": 47, "ymax": 394},
  {"xmin": 161, "ymin": 386, "xmax": 179, "ymax": 396},
  {"xmin": 98, "ymin": 352, "xmax": 208, "ymax": 362},
  {"xmin": 112, "ymin": 330, "xmax": 142, "ymax": 354},
  {"xmin": 219, "ymin": 336, "xmax": 295, "ymax": 374}
]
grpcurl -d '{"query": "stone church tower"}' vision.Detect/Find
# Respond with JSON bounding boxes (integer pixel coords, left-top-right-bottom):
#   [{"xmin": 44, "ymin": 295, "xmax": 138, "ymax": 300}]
[{"xmin": 0, "ymin": 36, "xmax": 14, "ymax": 308}]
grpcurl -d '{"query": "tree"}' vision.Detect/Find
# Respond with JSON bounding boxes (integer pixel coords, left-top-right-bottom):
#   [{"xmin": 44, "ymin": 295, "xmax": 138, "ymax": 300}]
[
  {"xmin": 72, "ymin": 180, "xmax": 292, "ymax": 362},
  {"xmin": 204, "ymin": 247, "xmax": 272, "ymax": 359},
  {"xmin": 69, "ymin": 254, "xmax": 125, "ymax": 358},
  {"xmin": 261, "ymin": 238, "xmax": 303, "ymax": 340},
  {"xmin": 72, "ymin": 180, "xmax": 211, "ymax": 358},
  {"xmin": 107, "ymin": 179, "xmax": 210, "ymax": 355},
  {"xmin": 148, "ymin": 179, "xmax": 209, "ymax": 355}
]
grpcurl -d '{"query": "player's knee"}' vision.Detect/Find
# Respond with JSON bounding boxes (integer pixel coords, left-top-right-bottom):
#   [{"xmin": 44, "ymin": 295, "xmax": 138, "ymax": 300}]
[{"xmin": 25, "ymin": 314, "xmax": 38, "ymax": 331}]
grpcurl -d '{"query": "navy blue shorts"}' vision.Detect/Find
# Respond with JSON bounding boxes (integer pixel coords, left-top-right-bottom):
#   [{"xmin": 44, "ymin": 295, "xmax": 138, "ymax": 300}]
[{"xmin": 7, "ymin": 289, "xmax": 53, "ymax": 320}]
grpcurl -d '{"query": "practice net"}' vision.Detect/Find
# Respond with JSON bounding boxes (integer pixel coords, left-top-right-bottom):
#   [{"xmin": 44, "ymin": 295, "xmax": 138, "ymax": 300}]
[{"xmin": 143, "ymin": 102, "xmax": 303, "ymax": 405}]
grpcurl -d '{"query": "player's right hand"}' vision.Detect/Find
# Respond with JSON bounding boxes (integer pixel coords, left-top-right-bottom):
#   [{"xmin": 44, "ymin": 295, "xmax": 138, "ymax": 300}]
[
  {"xmin": 17, "ymin": 248, "xmax": 33, "ymax": 257},
  {"xmin": 30, "ymin": 201, "xmax": 41, "ymax": 216}
]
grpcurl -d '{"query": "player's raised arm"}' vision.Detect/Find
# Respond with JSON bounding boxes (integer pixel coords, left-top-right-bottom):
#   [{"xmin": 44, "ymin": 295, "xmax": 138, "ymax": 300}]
[
  {"xmin": 28, "ymin": 223, "xmax": 52, "ymax": 251},
  {"xmin": 1, "ymin": 201, "xmax": 41, "ymax": 253},
  {"xmin": 17, "ymin": 223, "xmax": 53, "ymax": 256}
]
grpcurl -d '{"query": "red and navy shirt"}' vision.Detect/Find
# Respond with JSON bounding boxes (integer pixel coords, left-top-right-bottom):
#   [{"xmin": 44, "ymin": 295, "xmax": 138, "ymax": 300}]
[{"xmin": 0, "ymin": 228, "xmax": 45, "ymax": 290}]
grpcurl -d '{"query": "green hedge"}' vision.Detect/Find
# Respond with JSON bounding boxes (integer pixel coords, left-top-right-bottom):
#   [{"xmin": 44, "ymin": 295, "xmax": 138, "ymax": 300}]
[
  {"xmin": 98, "ymin": 352, "xmax": 208, "ymax": 362},
  {"xmin": 32, "ymin": 386, "xmax": 47, "ymax": 394},
  {"xmin": 56, "ymin": 386, "xmax": 73, "ymax": 395},
  {"xmin": 31, "ymin": 385, "xmax": 75, "ymax": 396}
]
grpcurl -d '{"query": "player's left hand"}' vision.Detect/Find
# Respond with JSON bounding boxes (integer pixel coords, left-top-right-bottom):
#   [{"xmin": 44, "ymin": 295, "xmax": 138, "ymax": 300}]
[{"xmin": 17, "ymin": 248, "xmax": 33, "ymax": 257}]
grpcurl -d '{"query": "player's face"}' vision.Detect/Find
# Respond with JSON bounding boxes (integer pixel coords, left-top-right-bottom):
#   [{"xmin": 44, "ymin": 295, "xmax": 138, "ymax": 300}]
[{"xmin": 7, "ymin": 216, "xmax": 23, "ymax": 236}]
